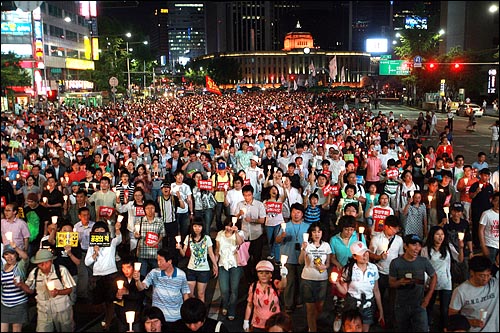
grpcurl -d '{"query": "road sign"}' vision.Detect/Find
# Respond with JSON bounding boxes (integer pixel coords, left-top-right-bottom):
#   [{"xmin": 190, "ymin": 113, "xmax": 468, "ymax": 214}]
[
  {"xmin": 111, "ymin": 87, "xmax": 117, "ymax": 93},
  {"xmin": 414, "ymin": 55, "xmax": 422, "ymax": 68},
  {"xmin": 108, "ymin": 77, "xmax": 118, "ymax": 87},
  {"xmin": 379, "ymin": 60, "xmax": 411, "ymax": 76}
]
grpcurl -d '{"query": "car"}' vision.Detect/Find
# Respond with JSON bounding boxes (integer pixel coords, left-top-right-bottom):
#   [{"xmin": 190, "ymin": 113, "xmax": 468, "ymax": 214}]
[{"xmin": 457, "ymin": 103, "xmax": 483, "ymax": 117}]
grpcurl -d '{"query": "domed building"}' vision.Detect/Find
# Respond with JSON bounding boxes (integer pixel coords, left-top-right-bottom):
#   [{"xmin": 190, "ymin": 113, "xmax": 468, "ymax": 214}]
[{"xmin": 283, "ymin": 21, "xmax": 314, "ymax": 51}]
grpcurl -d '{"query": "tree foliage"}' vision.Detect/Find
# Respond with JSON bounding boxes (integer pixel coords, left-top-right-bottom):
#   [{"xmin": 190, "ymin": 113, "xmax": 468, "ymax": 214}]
[{"xmin": 1, "ymin": 52, "xmax": 32, "ymax": 91}]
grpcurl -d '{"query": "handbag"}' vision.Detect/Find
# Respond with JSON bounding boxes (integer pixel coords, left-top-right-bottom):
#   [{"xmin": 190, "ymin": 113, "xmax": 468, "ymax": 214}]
[{"xmin": 236, "ymin": 241, "xmax": 251, "ymax": 266}]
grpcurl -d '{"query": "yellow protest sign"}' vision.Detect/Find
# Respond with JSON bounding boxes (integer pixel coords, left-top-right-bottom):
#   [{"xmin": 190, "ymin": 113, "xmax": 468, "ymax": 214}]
[{"xmin": 56, "ymin": 232, "xmax": 79, "ymax": 247}]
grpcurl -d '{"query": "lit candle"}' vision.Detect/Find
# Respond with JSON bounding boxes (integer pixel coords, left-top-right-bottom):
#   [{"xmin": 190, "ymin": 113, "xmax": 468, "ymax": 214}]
[
  {"xmin": 409, "ymin": 190, "xmax": 414, "ymax": 198},
  {"xmin": 5, "ymin": 231, "xmax": 13, "ymax": 241},
  {"xmin": 405, "ymin": 273, "xmax": 413, "ymax": 279},
  {"xmin": 458, "ymin": 232, "xmax": 465, "ymax": 241},
  {"xmin": 92, "ymin": 183, "xmax": 97, "ymax": 190},
  {"xmin": 207, "ymin": 172, "xmax": 211, "ymax": 178},
  {"xmin": 116, "ymin": 280, "xmax": 124, "ymax": 289},
  {"xmin": 330, "ymin": 271, "xmax": 339, "ymax": 282},
  {"xmin": 51, "ymin": 216, "xmax": 58, "ymax": 224},
  {"xmin": 443, "ymin": 207, "xmax": 449, "ymax": 214},
  {"xmin": 12, "ymin": 180, "xmax": 17, "ymax": 186},
  {"xmin": 280, "ymin": 222, "xmax": 287, "ymax": 232},
  {"xmin": 125, "ymin": 311, "xmax": 135, "ymax": 331},
  {"xmin": 115, "ymin": 190, "xmax": 121, "ymax": 198},
  {"xmin": 65, "ymin": 176, "xmax": 69, "ymax": 183},
  {"xmin": 302, "ymin": 233, "xmax": 309, "ymax": 242},
  {"xmin": 117, "ymin": 215, "xmax": 124, "ymax": 223},
  {"xmin": 427, "ymin": 195, "xmax": 433, "ymax": 203},
  {"xmin": 280, "ymin": 254, "xmax": 288, "ymax": 265},
  {"xmin": 133, "ymin": 262, "xmax": 142, "ymax": 271},
  {"xmin": 281, "ymin": 177, "xmax": 287, "ymax": 183},
  {"xmin": 134, "ymin": 224, "xmax": 140, "ymax": 233},
  {"xmin": 267, "ymin": 165, "xmax": 271, "ymax": 170},
  {"xmin": 464, "ymin": 178, "xmax": 469, "ymax": 186},
  {"xmin": 358, "ymin": 226, "xmax": 365, "ymax": 234},
  {"xmin": 84, "ymin": 182, "xmax": 89, "ymax": 190},
  {"xmin": 430, "ymin": 170, "xmax": 435, "ymax": 177},
  {"xmin": 231, "ymin": 216, "xmax": 238, "ymax": 226},
  {"xmin": 63, "ymin": 195, "xmax": 68, "ymax": 202},
  {"xmin": 46, "ymin": 280, "xmax": 55, "ymax": 291},
  {"xmin": 479, "ymin": 183, "xmax": 483, "ymax": 189},
  {"xmin": 274, "ymin": 167, "xmax": 278, "ymax": 172},
  {"xmin": 5, "ymin": 177, "xmax": 9, "ymax": 182},
  {"xmin": 175, "ymin": 235, "xmax": 181, "ymax": 244}
]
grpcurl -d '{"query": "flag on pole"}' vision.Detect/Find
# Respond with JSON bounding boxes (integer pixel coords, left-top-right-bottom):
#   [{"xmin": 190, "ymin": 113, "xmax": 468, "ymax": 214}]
[
  {"xmin": 309, "ymin": 61, "xmax": 316, "ymax": 77},
  {"xmin": 329, "ymin": 56, "xmax": 338, "ymax": 80},
  {"xmin": 281, "ymin": 74, "xmax": 286, "ymax": 85},
  {"xmin": 205, "ymin": 76, "xmax": 222, "ymax": 95},
  {"xmin": 293, "ymin": 80, "xmax": 298, "ymax": 91},
  {"xmin": 340, "ymin": 66, "xmax": 345, "ymax": 84},
  {"xmin": 236, "ymin": 84, "xmax": 243, "ymax": 94}
]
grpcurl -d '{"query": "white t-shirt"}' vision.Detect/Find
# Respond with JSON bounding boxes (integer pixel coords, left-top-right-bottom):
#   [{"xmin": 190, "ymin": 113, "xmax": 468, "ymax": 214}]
[
  {"xmin": 215, "ymin": 230, "xmax": 244, "ymax": 271},
  {"xmin": 369, "ymin": 232, "xmax": 404, "ymax": 275},
  {"xmin": 301, "ymin": 241, "xmax": 332, "ymax": 281},
  {"xmin": 345, "ymin": 262, "xmax": 380, "ymax": 300},
  {"xmin": 479, "ymin": 209, "xmax": 499, "ymax": 249},
  {"xmin": 421, "ymin": 244, "xmax": 459, "ymax": 291},
  {"xmin": 171, "ymin": 183, "xmax": 192, "ymax": 214},
  {"xmin": 226, "ymin": 189, "xmax": 244, "ymax": 216}
]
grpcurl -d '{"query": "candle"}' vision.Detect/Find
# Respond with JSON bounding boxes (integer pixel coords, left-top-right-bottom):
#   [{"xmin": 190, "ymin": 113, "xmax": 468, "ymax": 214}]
[
  {"xmin": 330, "ymin": 271, "xmax": 339, "ymax": 282},
  {"xmin": 427, "ymin": 195, "xmax": 433, "ymax": 203},
  {"xmin": 47, "ymin": 280, "xmax": 56, "ymax": 291},
  {"xmin": 63, "ymin": 195, "xmax": 68, "ymax": 202},
  {"xmin": 5, "ymin": 177, "xmax": 9, "ymax": 181},
  {"xmin": 231, "ymin": 216, "xmax": 238, "ymax": 226},
  {"xmin": 267, "ymin": 165, "xmax": 271, "ymax": 170},
  {"xmin": 280, "ymin": 222, "xmax": 287, "ymax": 232},
  {"xmin": 65, "ymin": 176, "xmax": 69, "ymax": 183},
  {"xmin": 224, "ymin": 183, "xmax": 229, "ymax": 190},
  {"xmin": 370, "ymin": 194, "xmax": 375, "ymax": 202},
  {"xmin": 117, "ymin": 215, "xmax": 124, "ymax": 223},
  {"xmin": 280, "ymin": 254, "xmax": 288, "ymax": 265},
  {"xmin": 51, "ymin": 216, "xmax": 58, "ymax": 224},
  {"xmin": 458, "ymin": 232, "xmax": 465, "ymax": 241},
  {"xmin": 115, "ymin": 189, "xmax": 121, "ymax": 198},
  {"xmin": 380, "ymin": 239, "xmax": 389, "ymax": 253},
  {"xmin": 85, "ymin": 182, "xmax": 89, "ymax": 190},
  {"xmin": 207, "ymin": 172, "xmax": 211, "ymax": 178},
  {"xmin": 12, "ymin": 180, "xmax": 17, "ymax": 186},
  {"xmin": 282, "ymin": 177, "xmax": 287, "ymax": 183},
  {"xmin": 16, "ymin": 174, "xmax": 20, "ymax": 179},
  {"xmin": 358, "ymin": 226, "xmax": 365, "ymax": 234},
  {"xmin": 479, "ymin": 183, "xmax": 483, "ymax": 189},
  {"xmin": 134, "ymin": 224, "xmax": 140, "ymax": 233},
  {"xmin": 430, "ymin": 170, "xmax": 435, "ymax": 177},
  {"xmin": 125, "ymin": 311, "xmax": 135, "ymax": 331},
  {"xmin": 175, "ymin": 235, "xmax": 181, "ymax": 244},
  {"xmin": 116, "ymin": 280, "xmax": 124, "ymax": 289},
  {"xmin": 274, "ymin": 167, "xmax": 278, "ymax": 172},
  {"xmin": 134, "ymin": 262, "xmax": 142, "ymax": 271},
  {"xmin": 443, "ymin": 207, "xmax": 449, "ymax": 214},
  {"xmin": 5, "ymin": 231, "xmax": 13, "ymax": 241},
  {"xmin": 464, "ymin": 178, "xmax": 469, "ymax": 185},
  {"xmin": 302, "ymin": 233, "xmax": 309, "ymax": 242},
  {"xmin": 405, "ymin": 273, "xmax": 412, "ymax": 279},
  {"xmin": 92, "ymin": 183, "xmax": 97, "ymax": 190},
  {"xmin": 409, "ymin": 190, "xmax": 414, "ymax": 198}
]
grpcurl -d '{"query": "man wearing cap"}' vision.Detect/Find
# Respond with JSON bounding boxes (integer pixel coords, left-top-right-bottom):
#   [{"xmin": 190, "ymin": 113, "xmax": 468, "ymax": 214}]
[
  {"xmin": 469, "ymin": 168, "xmax": 494, "ymax": 249},
  {"xmin": 212, "ymin": 159, "xmax": 233, "ymax": 231},
  {"xmin": 18, "ymin": 249, "xmax": 76, "ymax": 332},
  {"xmin": 389, "ymin": 234, "xmax": 437, "ymax": 332}
]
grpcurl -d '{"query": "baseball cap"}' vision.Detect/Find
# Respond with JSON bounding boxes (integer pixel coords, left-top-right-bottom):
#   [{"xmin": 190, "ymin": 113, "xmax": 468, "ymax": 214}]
[
  {"xmin": 256, "ymin": 260, "xmax": 274, "ymax": 272},
  {"xmin": 250, "ymin": 155, "xmax": 260, "ymax": 163},
  {"xmin": 3, "ymin": 245, "xmax": 16, "ymax": 255},
  {"xmin": 403, "ymin": 234, "xmax": 423, "ymax": 245},
  {"xmin": 160, "ymin": 181, "xmax": 171, "ymax": 188},
  {"xmin": 451, "ymin": 202, "xmax": 464, "ymax": 211},
  {"xmin": 479, "ymin": 168, "xmax": 491, "ymax": 175},
  {"xmin": 76, "ymin": 152, "xmax": 83, "ymax": 156},
  {"xmin": 71, "ymin": 181, "xmax": 80, "ymax": 187},
  {"xmin": 217, "ymin": 162, "xmax": 226, "ymax": 170},
  {"xmin": 350, "ymin": 241, "xmax": 369, "ymax": 256}
]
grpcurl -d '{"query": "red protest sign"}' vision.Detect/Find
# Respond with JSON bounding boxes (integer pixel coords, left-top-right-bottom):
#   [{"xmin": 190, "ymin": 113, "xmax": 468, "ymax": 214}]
[
  {"xmin": 7, "ymin": 162, "xmax": 19, "ymax": 171},
  {"xmin": 386, "ymin": 169, "xmax": 399, "ymax": 179},
  {"xmin": 19, "ymin": 170, "xmax": 30, "ymax": 179},
  {"xmin": 135, "ymin": 206, "xmax": 145, "ymax": 217},
  {"xmin": 265, "ymin": 202, "xmax": 283, "ymax": 214},
  {"xmin": 244, "ymin": 179, "xmax": 251, "ymax": 186},
  {"xmin": 373, "ymin": 207, "xmax": 391, "ymax": 232},
  {"xmin": 198, "ymin": 180, "xmax": 213, "ymax": 191},
  {"xmin": 99, "ymin": 206, "xmax": 114, "ymax": 218},
  {"xmin": 216, "ymin": 181, "xmax": 229, "ymax": 191},
  {"xmin": 323, "ymin": 185, "xmax": 332, "ymax": 196},
  {"xmin": 145, "ymin": 232, "xmax": 159, "ymax": 248}
]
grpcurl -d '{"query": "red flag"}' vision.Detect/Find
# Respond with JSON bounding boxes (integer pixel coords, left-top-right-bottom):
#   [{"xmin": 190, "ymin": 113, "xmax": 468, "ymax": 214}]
[{"xmin": 205, "ymin": 76, "xmax": 222, "ymax": 95}]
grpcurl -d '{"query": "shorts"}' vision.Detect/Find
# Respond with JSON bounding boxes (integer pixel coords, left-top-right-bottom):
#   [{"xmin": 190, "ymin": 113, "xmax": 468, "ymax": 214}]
[
  {"xmin": 344, "ymin": 295, "xmax": 375, "ymax": 325},
  {"xmin": 91, "ymin": 272, "xmax": 118, "ymax": 304},
  {"xmin": 1, "ymin": 302, "xmax": 29, "ymax": 324},
  {"xmin": 301, "ymin": 279, "xmax": 328, "ymax": 303},
  {"xmin": 186, "ymin": 268, "xmax": 211, "ymax": 283}
]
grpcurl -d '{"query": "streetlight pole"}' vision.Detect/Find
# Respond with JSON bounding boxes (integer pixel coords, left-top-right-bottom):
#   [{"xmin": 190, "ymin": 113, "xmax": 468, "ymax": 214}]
[{"xmin": 126, "ymin": 41, "xmax": 131, "ymax": 97}]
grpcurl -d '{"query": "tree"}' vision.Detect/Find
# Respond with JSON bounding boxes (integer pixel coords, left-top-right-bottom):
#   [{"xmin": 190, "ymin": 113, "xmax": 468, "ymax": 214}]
[{"xmin": 1, "ymin": 52, "xmax": 31, "ymax": 91}]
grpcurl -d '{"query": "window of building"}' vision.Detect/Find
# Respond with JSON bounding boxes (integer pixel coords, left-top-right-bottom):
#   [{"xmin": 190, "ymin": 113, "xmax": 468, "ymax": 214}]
[
  {"xmin": 50, "ymin": 45, "xmax": 64, "ymax": 57},
  {"xmin": 66, "ymin": 30, "xmax": 78, "ymax": 42},
  {"xmin": 66, "ymin": 49, "xmax": 79, "ymax": 58},
  {"xmin": 49, "ymin": 25, "xmax": 64, "ymax": 39},
  {"xmin": 48, "ymin": 4, "xmax": 63, "ymax": 18}
]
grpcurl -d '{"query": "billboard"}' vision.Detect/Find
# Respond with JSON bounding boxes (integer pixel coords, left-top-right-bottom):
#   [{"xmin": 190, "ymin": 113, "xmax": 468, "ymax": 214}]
[
  {"xmin": 379, "ymin": 60, "xmax": 411, "ymax": 76},
  {"xmin": 405, "ymin": 16, "xmax": 428, "ymax": 29},
  {"xmin": 366, "ymin": 39, "xmax": 388, "ymax": 53}
]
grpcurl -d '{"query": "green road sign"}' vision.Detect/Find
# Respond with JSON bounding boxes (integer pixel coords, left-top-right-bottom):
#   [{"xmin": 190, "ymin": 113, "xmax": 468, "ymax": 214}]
[{"xmin": 379, "ymin": 60, "xmax": 410, "ymax": 75}]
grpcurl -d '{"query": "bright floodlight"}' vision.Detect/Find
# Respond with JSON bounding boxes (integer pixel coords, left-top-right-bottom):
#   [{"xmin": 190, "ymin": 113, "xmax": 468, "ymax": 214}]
[{"xmin": 489, "ymin": 4, "xmax": 498, "ymax": 13}]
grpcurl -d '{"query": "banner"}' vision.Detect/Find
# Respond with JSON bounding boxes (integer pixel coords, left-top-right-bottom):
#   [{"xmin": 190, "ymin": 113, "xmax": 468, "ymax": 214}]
[
  {"xmin": 340, "ymin": 66, "xmax": 345, "ymax": 83},
  {"xmin": 216, "ymin": 181, "xmax": 229, "ymax": 191},
  {"xmin": 198, "ymin": 180, "xmax": 213, "ymax": 191},
  {"xmin": 89, "ymin": 232, "xmax": 111, "ymax": 247},
  {"xmin": 56, "ymin": 232, "xmax": 79, "ymax": 247},
  {"xmin": 265, "ymin": 202, "xmax": 283, "ymax": 214},
  {"xmin": 98, "ymin": 206, "xmax": 114, "ymax": 218},
  {"xmin": 373, "ymin": 207, "xmax": 391, "ymax": 232},
  {"xmin": 145, "ymin": 232, "xmax": 159, "ymax": 248},
  {"xmin": 386, "ymin": 169, "xmax": 399, "ymax": 179},
  {"xmin": 309, "ymin": 61, "xmax": 316, "ymax": 77},
  {"xmin": 135, "ymin": 206, "xmax": 145, "ymax": 217},
  {"xmin": 329, "ymin": 56, "xmax": 338, "ymax": 80},
  {"xmin": 205, "ymin": 76, "xmax": 222, "ymax": 95}
]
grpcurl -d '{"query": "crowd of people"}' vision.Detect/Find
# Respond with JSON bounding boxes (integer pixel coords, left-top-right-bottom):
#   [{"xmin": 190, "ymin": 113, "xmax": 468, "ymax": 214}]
[{"xmin": 1, "ymin": 89, "xmax": 499, "ymax": 332}]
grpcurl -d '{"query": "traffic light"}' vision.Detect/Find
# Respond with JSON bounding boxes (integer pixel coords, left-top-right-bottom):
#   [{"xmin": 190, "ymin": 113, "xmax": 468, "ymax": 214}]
[
  {"xmin": 428, "ymin": 62, "xmax": 437, "ymax": 70},
  {"xmin": 452, "ymin": 63, "xmax": 461, "ymax": 70},
  {"xmin": 47, "ymin": 90, "xmax": 58, "ymax": 102}
]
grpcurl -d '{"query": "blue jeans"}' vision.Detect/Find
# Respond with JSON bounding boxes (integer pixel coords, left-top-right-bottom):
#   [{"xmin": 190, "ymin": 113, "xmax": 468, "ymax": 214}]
[
  {"xmin": 195, "ymin": 209, "xmax": 214, "ymax": 235},
  {"xmin": 177, "ymin": 212, "xmax": 190, "ymax": 240},
  {"xmin": 394, "ymin": 304, "xmax": 428, "ymax": 332},
  {"xmin": 427, "ymin": 289, "xmax": 452, "ymax": 331},
  {"xmin": 139, "ymin": 257, "xmax": 158, "ymax": 278},
  {"xmin": 265, "ymin": 225, "xmax": 281, "ymax": 260},
  {"xmin": 218, "ymin": 266, "xmax": 243, "ymax": 317},
  {"xmin": 151, "ymin": 188, "xmax": 161, "ymax": 202},
  {"xmin": 215, "ymin": 202, "xmax": 229, "ymax": 231}
]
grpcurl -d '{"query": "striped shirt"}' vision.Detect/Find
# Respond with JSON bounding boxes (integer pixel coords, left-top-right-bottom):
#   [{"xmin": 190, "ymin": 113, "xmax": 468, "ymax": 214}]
[
  {"xmin": 304, "ymin": 205, "xmax": 321, "ymax": 224},
  {"xmin": 1, "ymin": 261, "xmax": 29, "ymax": 307},
  {"xmin": 144, "ymin": 267, "xmax": 190, "ymax": 322},
  {"xmin": 136, "ymin": 217, "xmax": 165, "ymax": 260}
]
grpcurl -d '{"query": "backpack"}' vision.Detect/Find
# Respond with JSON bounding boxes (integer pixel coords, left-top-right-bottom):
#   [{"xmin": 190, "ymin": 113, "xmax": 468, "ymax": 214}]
[{"xmin": 34, "ymin": 262, "xmax": 63, "ymax": 285}]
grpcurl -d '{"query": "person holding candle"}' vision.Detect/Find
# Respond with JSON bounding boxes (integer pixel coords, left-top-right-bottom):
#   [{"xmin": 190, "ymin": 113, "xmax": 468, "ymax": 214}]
[
  {"xmin": 215, "ymin": 217, "xmax": 245, "ymax": 320},
  {"xmin": 421, "ymin": 226, "xmax": 464, "ymax": 331},
  {"xmin": 331, "ymin": 241, "xmax": 384, "ymax": 332},
  {"xmin": 263, "ymin": 185, "xmax": 286, "ymax": 262},
  {"xmin": 191, "ymin": 171, "xmax": 215, "ymax": 235},
  {"xmin": 111, "ymin": 256, "xmax": 145, "ymax": 332},
  {"xmin": 330, "ymin": 215, "xmax": 366, "ymax": 270},
  {"xmin": 39, "ymin": 176, "xmax": 64, "ymax": 218},
  {"xmin": 19, "ymin": 249, "xmax": 76, "ymax": 332},
  {"xmin": 1, "ymin": 243, "xmax": 29, "ymax": 333},
  {"xmin": 14, "ymin": 174, "xmax": 41, "ymax": 205},
  {"xmin": 116, "ymin": 188, "xmax": 146, "ymax": 253},
  {"xmin": 64, "ymin": 189, "xmax": 96, "ymax": 225},
  {"xmin": 298, "ymin": 222, "xmax": 331, "ymax": 332},
  {"xmin": 402, "ymin": 190, "xmax": 428, "ymax": 239},
  {"xmin": 1, "ymin": 203, "xmax": 30, "ymax": 253},
  {"xmin": 469, "ymin": 168, "xmax": 494, "ymax": 250},
  {"xmin": 84, "ymin": 219, "xmax": 122, "ymax": 331},
  {"xmin": 449, "ymin": 255, "xmax": 499, "ymax": 332},
  {"xmin": 177, "ymin": 218, "xmax": 218, "ymax": 304},
  {"xmin": 456, "ymin": 165, "xmax": 478, "ymax": 223},
  {"xmin": 88, "ymin": 177, "xmax": 118, "ymax": 237},
  {"xmin": 478, "ymin": 192, "xmax": 499, "ymax": 264},
  {"xmin": 224, "ymin": 176, "xmax": 245, "ymax": 218}
]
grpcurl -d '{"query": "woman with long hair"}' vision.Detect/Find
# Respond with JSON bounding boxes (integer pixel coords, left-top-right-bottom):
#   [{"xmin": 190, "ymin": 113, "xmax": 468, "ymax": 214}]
[
  {"xmin": 421, "ymin": 226, "xmax": 464, "ymax": 332},
  {"xmin": 177, "ymin": 217, "xmax": 218, "ymax": 304},
  {"xmin": 263, "ymin": 185, "xmax": 286, "ymax": 261},
  {"xmin": 116, "ymin": 187, "xmax": 146, "ymax": 254}
]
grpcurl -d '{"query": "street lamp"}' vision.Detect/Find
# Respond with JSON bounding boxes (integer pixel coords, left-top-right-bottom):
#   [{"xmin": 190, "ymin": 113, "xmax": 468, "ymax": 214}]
[{"xmin": 125, "ymin": 33, "xmax": 148, "ymax": 98}]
